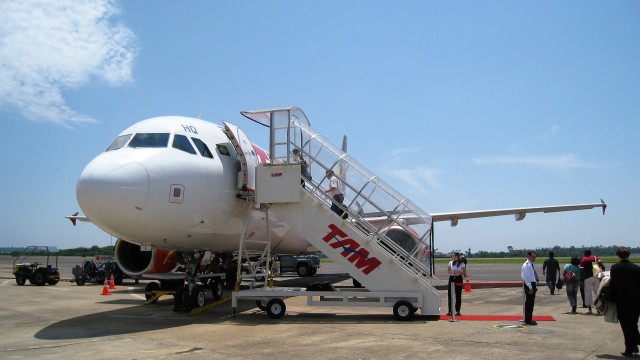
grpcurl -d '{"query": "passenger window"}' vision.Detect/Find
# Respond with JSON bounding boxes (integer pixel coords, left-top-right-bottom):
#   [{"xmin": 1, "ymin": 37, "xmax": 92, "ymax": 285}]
[
  {"xmin": 216, "ymin": 144, "xmax": 231, "ymax": 156},
  {"xmin": 191, "ymin": 137, "xmax": 214, "ymax": 158},
  {"xmin": 172, "ymin": 134, "xmax": 196, "ymax": 155},
  {"xmin": 128, "ymin": 133, "xmax": 170, "ymax": 148},
  {"xmin": 106, "ymin": 134, "xmax": 131, "ymax": 151}
]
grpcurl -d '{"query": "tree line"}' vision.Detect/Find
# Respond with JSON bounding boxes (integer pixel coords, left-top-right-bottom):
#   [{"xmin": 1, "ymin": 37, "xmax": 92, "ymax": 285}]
[
  {"xmin": 462, "ymin": 245, "xmax": 640, "ymax": 258},
  {"xmin": 2, "ymin": 245, "xmax": 115, "ymax": 257}
]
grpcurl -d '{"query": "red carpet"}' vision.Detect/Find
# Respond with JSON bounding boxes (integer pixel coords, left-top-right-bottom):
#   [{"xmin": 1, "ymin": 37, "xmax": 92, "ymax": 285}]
[{"xmin": 438, "ymin": 315, "xmax": 555, "ymax": 321}]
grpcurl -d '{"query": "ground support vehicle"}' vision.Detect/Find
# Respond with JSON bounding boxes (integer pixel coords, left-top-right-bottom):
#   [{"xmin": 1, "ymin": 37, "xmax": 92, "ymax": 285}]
[
  {"xmin": 142, "ymin": 272, "xmax": 226, "ymax": 312},
  {"xmin": 232, "ymin": 287, "xmax": 423, "ymax": 321},
  {"xmin": 12, "ymin": 246, "xmax": 60, "ymax": 286},
  {"xmin": 72, "ymin": 255, "xmax": 127, "ymax": 286},
  {"xmin": 273, "ymin": 254, "xmax": 320, "ymax": 277}
]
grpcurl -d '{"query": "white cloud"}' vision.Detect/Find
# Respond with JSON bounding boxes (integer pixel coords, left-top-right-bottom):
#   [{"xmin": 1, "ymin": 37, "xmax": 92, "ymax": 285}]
[
  {"xmin": 389, "ymin": 147, "xmax": 421, "ymax": 157},
  {"xmin": 0, "ymin": 0, "xmax": 137, "ymax": 127},
  {"xmin": 383, "ymin": 147, "xmax": 443, "ymax": 195},
  {"xmin": 536, "ymin": 124, "xmax": 560, "ymax": 140},
  {"xmin": 389, "ymin": 166, "xmax": 443, "ymax": 195},
  {"xmin": 473, "ymin": 154, "xmax": 600, "ymax": 170}
]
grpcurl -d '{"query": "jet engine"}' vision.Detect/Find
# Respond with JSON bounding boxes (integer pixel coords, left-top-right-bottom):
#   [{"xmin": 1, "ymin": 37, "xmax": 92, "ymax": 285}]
[
  {"xmin": 114, "ymin": 239, "xmax": 179, "ymax": 277},
  {"xmin": 382, "ymin": 226, "xmax": 421, "ymax": 254}
]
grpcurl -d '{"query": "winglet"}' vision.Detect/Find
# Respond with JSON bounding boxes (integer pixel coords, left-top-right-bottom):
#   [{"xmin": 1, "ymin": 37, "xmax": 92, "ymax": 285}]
[
  {"xmin": 601, "ymin": 199, "xmax": 607, "ymax": 215},
  {"xmin": 66, "ymin": 212, "xmax": 90, "ymax": 225},
  {"xmin": 68, "ymin": 212, "xmax": 79, "ymax": 226}
]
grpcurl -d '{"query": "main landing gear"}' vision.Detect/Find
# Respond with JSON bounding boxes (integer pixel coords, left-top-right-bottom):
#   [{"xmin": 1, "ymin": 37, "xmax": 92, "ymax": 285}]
[{"xmin": 172, "ymin": 251, "xmax": 208, "ymax": 312}]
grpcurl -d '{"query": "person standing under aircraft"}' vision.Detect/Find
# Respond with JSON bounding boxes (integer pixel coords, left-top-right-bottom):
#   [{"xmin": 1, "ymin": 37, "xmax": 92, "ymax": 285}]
[
  {"xmin": 325, "ymin": 170, "xmax": 345, "ymax": 218},
  {"xmin": 447, "ymin": 252, "xmax": 467, "ymax": 316},
  {"xmin": 521, "ymin": 251, "xmax": 539, "ymax": 325},
  {"xmin": 580, "ymin": 249, "xmax": 605, "ymax": 314},
  {"xmin": 607, "ymin": 246, "xmax": 640, "ymax": 357},
  {"xmin": 542, "ymin": 251, "xmax": 560, "ymax": 295}
]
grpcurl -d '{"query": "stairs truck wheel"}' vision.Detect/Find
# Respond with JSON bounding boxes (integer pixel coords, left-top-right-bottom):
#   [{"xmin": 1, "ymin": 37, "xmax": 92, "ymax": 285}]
[
  {"xmin": 76, "ymin": 277, "xmax": 86, "ymax": 286},
  {"xmin": 211, "ymin": 280, "xmax": 223, "ymax": 300},
  {"xmin": 393, "ymin": 300, "xmax": 415, "ymax": 321},
  {"xmin": 256, "ymin": 300, "xmax": 267, "ymax": 311},
  {"xmin": 296, "ymin": 264, "xmax": 310, "ymax": 277},
  {"xmin": 15, "ymin": 274, "xmax": 26, "ymax": 286},
  {"xmin": 145, "ymin": 282, "xmax": 160, "ymax": 303},
  {"xmin": 266, "ymin": 299, "xmax": 286, "ymax": 319}
]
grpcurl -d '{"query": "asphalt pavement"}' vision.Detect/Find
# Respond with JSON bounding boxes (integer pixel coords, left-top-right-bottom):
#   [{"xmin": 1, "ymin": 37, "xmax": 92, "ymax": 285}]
[{"xmin": 0, "ymin": 256, "xmax": 632, "ymax": 360}]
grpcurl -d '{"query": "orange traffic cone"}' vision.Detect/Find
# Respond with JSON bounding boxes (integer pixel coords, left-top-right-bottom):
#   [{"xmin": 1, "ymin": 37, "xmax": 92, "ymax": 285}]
[
  {"xmin": 101, "ymin": 277, "xmax": 111, "ymax": 295},
  {"xmin": 464, "ymin": 275, "xmax": 472, "ymax": 292},
  {"xmin": 109, "ymin": 273, "xmax": 116, "ymax": 289}
]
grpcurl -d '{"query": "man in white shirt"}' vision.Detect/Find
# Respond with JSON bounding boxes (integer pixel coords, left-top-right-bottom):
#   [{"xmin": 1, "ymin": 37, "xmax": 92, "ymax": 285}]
[
  {"xmin": 521, "ymin": 251, "xmax": 539, "ymax": 325},
  {"xmin": 325, "ymin": 170, "xmax": 345, "ymax": 218}
]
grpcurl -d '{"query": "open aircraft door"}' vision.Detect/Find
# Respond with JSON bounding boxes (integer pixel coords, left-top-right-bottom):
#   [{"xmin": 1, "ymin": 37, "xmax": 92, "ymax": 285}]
[{"xmin": 223, "ymin": 121, "xmax": 258, "ymax": 192}]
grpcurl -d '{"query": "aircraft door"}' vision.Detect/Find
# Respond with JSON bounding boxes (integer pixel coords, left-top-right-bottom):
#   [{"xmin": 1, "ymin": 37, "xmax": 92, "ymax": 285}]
[{"xmin": 223, "ymin": 121, "xmax": 258, "ymax": 192}]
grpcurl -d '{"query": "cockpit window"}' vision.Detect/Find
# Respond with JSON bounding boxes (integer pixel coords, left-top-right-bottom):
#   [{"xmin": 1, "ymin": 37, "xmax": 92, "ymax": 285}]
[
  {"xmin": 106, "ymin": 134, "xmax": 131, "ymax": 151},
  {"xmin": 128, "ymin": 133, "xmax": 170, "ymax": 148},
  {"xmin": 192, "ymin": 137, "xmax": 214, "ymax": 158},
  {"xmin": 172, "ymin": 134, "xmax": 196, "ymax": 155}
]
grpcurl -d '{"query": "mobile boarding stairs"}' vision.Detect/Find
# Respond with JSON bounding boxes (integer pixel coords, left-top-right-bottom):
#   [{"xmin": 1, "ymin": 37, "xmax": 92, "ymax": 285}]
[{"xmin": 231, "ymin": 107, "xmax": 439, "ymax": 321}]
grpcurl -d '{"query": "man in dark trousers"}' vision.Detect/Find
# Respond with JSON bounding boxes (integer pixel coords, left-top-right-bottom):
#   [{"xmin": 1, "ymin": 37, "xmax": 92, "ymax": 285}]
[
  {"xmin": 520, "ymin": 251, "xmax": 538, "ymax": 325},
  {"xmin": 542, "ymin": 251, "xmax": 560, "ymax": 295},
  {"xmin": 607, "ymin": 246, "xmax": 640, "ymax": 357}
]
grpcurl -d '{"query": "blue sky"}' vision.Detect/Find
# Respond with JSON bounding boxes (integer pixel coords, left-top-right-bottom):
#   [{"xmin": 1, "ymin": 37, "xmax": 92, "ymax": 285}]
[{"xmin": 1, "ymin": 0, "xmax": 638, "ymax": 253}]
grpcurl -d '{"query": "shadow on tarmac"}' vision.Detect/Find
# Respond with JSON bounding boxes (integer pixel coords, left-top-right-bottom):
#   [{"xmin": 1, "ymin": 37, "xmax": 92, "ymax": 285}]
[{"xmin": 35, "ymin": 273, "xmax": 354, "ymax": 340}]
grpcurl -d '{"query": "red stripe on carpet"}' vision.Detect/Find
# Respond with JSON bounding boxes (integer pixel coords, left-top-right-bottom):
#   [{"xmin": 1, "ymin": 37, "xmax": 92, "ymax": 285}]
[{"xmin": 438, "ymin": 315, "xmax": 555, "ymax": 321}]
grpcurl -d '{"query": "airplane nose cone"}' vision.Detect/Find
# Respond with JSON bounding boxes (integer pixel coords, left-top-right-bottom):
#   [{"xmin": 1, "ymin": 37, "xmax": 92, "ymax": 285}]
[{"xmin": 76, "ymin": 156, "xmax": 149, "ymax": 231}]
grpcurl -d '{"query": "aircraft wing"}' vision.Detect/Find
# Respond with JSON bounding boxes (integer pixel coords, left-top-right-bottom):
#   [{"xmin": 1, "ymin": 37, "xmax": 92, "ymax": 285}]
[
  {"xmin": 431, "ymin": 200, "xmax": 607, "ymax": 227},
  {"xmin": 363, "ymin": 200, "xmax": 606, "ymax": 227},
  {"xmin": 66, "ymin": 212, "xmax": 91, "ymax": 226}
]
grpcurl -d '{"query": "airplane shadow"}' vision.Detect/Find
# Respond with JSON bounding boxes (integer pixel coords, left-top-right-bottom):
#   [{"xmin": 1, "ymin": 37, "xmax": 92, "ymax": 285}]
[{"xmin": 35, "ymin": 273, "xmax": 356, "ymax": 340}]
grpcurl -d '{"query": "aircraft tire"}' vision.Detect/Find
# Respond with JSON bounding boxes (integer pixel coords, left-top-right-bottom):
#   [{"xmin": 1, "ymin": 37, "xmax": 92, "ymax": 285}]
[
  {"xmin": 191, "ymin": 286, "xmax": 206, "ymax": 308},
  {"xmin": 393, "ymin": 300, "xmax": 415, "ymax": 321},
  {"xmin": 173, "ymin": 286, "xmax": 185, "ymax": 311},
  {"xmin": 266, "ymin": 298, "xmax": 286, "ymax": 319},
  {"xmin": 211, "ymin": 280, "xmax": 223, "ymax": 300}
]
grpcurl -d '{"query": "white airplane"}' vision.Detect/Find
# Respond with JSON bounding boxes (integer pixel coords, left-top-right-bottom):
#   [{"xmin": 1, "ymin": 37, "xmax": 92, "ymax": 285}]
[{"xmin": 68, "ymin": 107, "xmax": 606, "ymax": 309}]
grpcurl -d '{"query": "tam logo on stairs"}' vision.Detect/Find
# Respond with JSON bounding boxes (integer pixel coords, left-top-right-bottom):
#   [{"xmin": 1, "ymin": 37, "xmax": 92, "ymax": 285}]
[{"xmin": 322, "ymin": 224, "xmax": 381, "ymax": 275}]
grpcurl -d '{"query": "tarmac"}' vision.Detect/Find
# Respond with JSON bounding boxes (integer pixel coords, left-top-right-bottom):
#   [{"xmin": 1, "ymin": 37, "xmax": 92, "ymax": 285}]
[{"xmin": 0, "ymin": 255, "xmax": 633, "ymax": 360}]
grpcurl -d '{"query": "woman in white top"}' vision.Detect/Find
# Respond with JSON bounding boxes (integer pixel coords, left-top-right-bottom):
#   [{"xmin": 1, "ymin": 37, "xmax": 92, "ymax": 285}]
[{"xmin": 447, "ymin": 252, "xmax": 467, "ymax": 316}]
